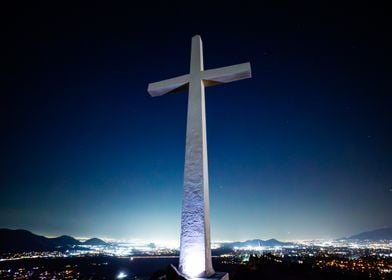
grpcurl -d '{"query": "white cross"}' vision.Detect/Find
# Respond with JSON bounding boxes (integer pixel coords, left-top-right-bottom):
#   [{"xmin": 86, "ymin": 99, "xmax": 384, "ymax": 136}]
[{"xmin": 148, "ymin": 35, "xmax": 251, "ymax": 279}]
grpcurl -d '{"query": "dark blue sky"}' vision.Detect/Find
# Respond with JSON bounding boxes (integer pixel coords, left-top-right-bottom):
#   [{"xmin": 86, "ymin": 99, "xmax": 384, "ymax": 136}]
[{"xmin": 1, "ymin": 3, "xmax": 391, "ymax": 241}]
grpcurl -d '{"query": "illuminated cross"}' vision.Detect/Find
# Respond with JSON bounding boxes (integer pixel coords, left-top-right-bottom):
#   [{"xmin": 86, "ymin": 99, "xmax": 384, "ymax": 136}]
[{"xmin": 148, "ymin": 35, "xmax": 251, "ymax": 279}]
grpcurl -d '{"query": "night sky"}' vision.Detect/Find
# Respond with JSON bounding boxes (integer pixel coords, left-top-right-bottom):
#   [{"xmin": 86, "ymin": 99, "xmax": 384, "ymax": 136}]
[{"xmin": 1, "ymin": 3, "xmax": 391, "ymax": 242}]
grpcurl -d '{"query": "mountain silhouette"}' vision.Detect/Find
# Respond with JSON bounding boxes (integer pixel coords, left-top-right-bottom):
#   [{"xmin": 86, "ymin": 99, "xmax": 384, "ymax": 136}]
[
  {"xmin": 222, "ymin": 238, "xmax": 293, "ymax": 248},
  {"xmin": 0, "ymin": 229, "xmax": 54, "ymax": 252},
  {"xmin": 346, "ymin": 227, "xmax": 392, "ymax": 240},
  {"xmin": 0, "ymin": 228, "xmax": 106, "ymax": 253},
  {"xmin": 84, "ymin": 237, "xmax": 108, "ymax": 246},
  {"xmin": 50, "ymin": 235, "xmax": 81, "ymax": 246}
]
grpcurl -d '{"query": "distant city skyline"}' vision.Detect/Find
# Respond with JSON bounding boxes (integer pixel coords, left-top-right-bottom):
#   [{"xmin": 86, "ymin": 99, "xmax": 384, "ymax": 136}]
[{"xmin": 1, "ymin": 4, "xmax": 391, "ymax": 242}]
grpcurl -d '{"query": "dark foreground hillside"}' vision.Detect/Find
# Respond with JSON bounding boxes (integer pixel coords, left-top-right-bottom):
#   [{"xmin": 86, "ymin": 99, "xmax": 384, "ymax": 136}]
[
  {"xmin": 229, "ymin": 254, "xmax": 390, "ymax": 280},
  {"xmin": 161, "ymin": 254, "xmax": 391, "ymax": 280},
  {"xmin": 1, "ymin": 255, "xmax": 390, "ymax": 279}
]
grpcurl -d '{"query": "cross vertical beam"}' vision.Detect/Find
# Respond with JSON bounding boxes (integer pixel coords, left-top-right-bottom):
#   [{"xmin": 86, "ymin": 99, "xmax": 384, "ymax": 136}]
[{"xmin": 179, "ymin": 35, "xmax": 214, "ymax": 278}]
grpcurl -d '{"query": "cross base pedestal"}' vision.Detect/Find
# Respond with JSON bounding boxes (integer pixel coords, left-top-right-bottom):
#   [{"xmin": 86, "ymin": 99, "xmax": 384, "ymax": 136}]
[
  {"xmin": 168, "ymin": 265, "xmax": 229, "ymax": 280},
  {"xmin": 191, "ymin": 272, "xmax": 229, "ymax": 280}
]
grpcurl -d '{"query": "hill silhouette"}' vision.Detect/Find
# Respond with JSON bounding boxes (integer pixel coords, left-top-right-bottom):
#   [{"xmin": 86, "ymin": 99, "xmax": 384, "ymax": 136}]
[
  {"xmin": 84, "ymin": 237, "xmax": 108, "ymax": 246},
  {"xmin": 347, "ymin": 227, "xmax": 392, "ymax": 240},
  {"xmin": 222, "ymin": 239, "xmax": 293, "ymax": 249},
  {"xmin": 51, "ymin": 235, "xmax": 81, "ymax": 246},
  {"xmin": 0, "ymin": 229, "xmax": 54, "ymax": 252},
  {"xmin": 0, "ymin": 228, "xmax": 106, "ymax": 253}
]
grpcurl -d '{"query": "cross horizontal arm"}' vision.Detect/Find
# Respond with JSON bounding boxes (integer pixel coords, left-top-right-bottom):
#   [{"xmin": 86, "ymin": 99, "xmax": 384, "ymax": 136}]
[
  {"xmin": 202, "ymin": 62, "xmax": 251, "ymax": 87},
  {"xmin": 148, "ymin": 74, "xmax": 190, "ymax": 97}
]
